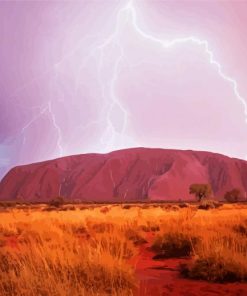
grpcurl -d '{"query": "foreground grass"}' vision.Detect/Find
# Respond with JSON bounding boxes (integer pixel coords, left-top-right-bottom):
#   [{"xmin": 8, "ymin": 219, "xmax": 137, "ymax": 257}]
[
  {"xmin": 0, "ymin": 202, "xmax": 247, "ymax": 295},
  {"xmin": 151, "ymin": 205, "xmax": 247, "ymax": 282},
  {"xmin": 0, "ymin": 207, "xmax": 141, "ymax": 296}
]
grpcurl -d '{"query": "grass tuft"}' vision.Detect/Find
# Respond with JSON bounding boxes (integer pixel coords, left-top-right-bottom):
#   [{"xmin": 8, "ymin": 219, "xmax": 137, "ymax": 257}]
[{"xmin": 152, "ymin": 232, "xmax": 199, "ymax": 259}]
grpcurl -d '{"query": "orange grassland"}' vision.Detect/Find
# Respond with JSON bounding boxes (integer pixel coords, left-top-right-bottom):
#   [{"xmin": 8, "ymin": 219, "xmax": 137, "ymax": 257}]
[{"xmin": 1, "ymin": 202, "xmax": 247, "ymax": 295}]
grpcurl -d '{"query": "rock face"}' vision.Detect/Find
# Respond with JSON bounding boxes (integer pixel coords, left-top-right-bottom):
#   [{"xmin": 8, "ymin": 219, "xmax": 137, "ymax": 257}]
[{"xmin": 0, "ymin": 148, "xmax": 247, "ymax": 201}]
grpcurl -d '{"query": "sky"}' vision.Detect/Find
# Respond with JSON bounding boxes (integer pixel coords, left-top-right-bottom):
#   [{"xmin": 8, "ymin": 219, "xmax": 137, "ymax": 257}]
[{"xmin": 1, "ymin": 0, "xmax": 247, "ymax": 179}]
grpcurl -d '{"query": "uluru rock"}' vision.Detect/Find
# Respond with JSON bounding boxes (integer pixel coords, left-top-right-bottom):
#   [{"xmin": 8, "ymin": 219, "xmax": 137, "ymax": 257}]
[{"xmin": 0, "ymin": 148, "xmax": 246, "ymax": 201}]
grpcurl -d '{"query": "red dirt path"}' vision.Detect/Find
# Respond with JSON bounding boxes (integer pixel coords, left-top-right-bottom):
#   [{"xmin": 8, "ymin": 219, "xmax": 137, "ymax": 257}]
[{"xmin": 133, "ymin": 234, "xmax": 247, "ymax": 296}]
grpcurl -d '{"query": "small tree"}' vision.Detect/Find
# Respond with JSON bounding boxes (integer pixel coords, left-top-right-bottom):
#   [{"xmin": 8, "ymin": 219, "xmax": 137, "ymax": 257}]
[
  {"xmin": 49, "ymin": 196, "xmax": 65, "ymax": 208},
  {"xmin": 224, "ymin": 189, "xmax": 241, "ymax": 203},
  {"xmin": 189, "ymin": 184, "xmax": 212, "ymax": 201}
]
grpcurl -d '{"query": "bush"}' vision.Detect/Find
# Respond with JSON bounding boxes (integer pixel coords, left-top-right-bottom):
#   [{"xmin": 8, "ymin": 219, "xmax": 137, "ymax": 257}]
[
  {"xmin": 180, "ymin": 256, "xmax": 247, "ymax": 282},
  {"xmin": 141, "ymin": 204, "xmax": 150, "ymax": 209},
  {"xmin": 60, "ymin": 205, "xmax": 76, "ymax": 211},
  {"xmin": 233, "ymin": 220, "xmax": 247, "ymax": 236},
  {"xmin": 162, "ymin": 204, "xmax": 172, "ymax": 210},
  {"xmin": 100, "ymin": 206, "xmax": 110, "ymax": 214},
  {"xmin": 179, "ymin": 203, "xmax": 189, "ymax": 208},
  {"xmin": 42, "ymin": 206, "xmax": 58, "ymax": 212},
  {"xmin": 151, "ymin": 232, "xmax": 199, "ymax": 259},
  {"xmin": 49, "ymin": 197, "xmax": 65, "ymax": 208},
  {"xmin": 125, "ymin": 228, "xmax": 147, "ymax": 245},
  {"xmin": 198, "ymin": 200, "xmax": 221, "ymax": 210},
  {"xmin": 0, "ymin": 201, "xmax": 16, "ymax": 208},
  {"xmin": 224, "ymin": 189, "xmax": 241, "ymax": 203},
  {"xmin": 79, "ymin": 206, "xmax": 89, "ymax": 211}
]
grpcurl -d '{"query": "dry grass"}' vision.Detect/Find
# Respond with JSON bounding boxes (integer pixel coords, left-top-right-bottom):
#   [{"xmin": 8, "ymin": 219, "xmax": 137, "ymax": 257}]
[
  {"xmin": 0, "ymin": 202, "xmax": 247, "ymax": 295},
  {"xmin": 0, "ymin": 207, "xmax": 140, "ymax": 296},
  {"xmin": 150, "ymin": 205, "xmax": 247, "ymax": 282}
]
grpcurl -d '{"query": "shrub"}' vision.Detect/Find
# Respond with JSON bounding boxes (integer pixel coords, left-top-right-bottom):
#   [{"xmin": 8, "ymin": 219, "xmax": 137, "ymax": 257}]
[
  {"xmin": 180, "ymin": 256, "xmax": 247, "ymax": 282},
  {"xmin": 162, "ymin": 204, "xmax": 172, "ymax": 210},
  {"xmin": 49, "ymin": 197, "xmax": 65, "ymax": 208},
  {"xmin": 233, "ymin": 220, "xmax": 247, "ymax": 236},
  {"xmin": 0, "ymin": 202, "xmax": 7, "ymax": 208},
  {"xmin": 179, "ymin": 203, "xmax": 189, "ymax": 208},
  {"xmin": 0, "ymin": 202, "xmax": 16, "ymax": 208},
  {"xmin": 100, "ymin": 206, "xmax": 110, "ymax": 214},
  {"xmin": 198, "ymin": 200, "xmax": 221, "ymax": 210},
  {"xmin": 42, "ymin": 206, "xmax": 58, "ymax": 212},
  {"xmin": 171, "ymin": 205, "xmax": 180, "ymax": 211},
  {"xmin": 125, "ymin": 228, "xmax": 147, "ymax": 245},
  {"xmin": 180, "ymin": 230, "xmax": 247, "ymax": 283},
  {"xmin": 151, "ymin": 232, "xmax": 199, "ymax": 259},
  {"xmin": 79, "ymin": 206, "xmax": 88, "ymax": 211},
  {"xmin": 141, "ymin": 204, "xmax": 150, "ymax": 209},
  {"xmin": 71, "ymin": 225, "xmax": 87, "ymax": 235},
  {"xmin": 224, "ymin": 189, "xmax": 241, "ymax": 203},
  {"xmin": 61, "ymin": 205, "xmax": 76, "ymax": 211}
]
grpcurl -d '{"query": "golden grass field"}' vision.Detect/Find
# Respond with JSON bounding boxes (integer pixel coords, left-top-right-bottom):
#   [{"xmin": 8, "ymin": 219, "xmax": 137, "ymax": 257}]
[{"xmin": 1, "ymin": 202, "xmax": 247, "ymax": 295}]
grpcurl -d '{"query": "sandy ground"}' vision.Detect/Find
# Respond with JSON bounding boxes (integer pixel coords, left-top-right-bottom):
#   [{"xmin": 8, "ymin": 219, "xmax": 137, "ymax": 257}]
[{"xmin": 133, "ymin": 234, "xmax": 247, "ymax": 296}]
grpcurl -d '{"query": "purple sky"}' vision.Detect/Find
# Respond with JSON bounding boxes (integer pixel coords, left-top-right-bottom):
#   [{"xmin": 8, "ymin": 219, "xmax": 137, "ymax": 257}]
[{"xmin": 1, "ymin": 0, "xmax": 247, "ymax": 179}]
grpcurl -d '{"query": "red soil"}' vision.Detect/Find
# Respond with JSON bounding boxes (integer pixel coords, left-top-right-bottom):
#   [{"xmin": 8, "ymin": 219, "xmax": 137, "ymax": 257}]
[{"xmin": 133, "ymin": 234, "xmax": 247, "ymax": 296}]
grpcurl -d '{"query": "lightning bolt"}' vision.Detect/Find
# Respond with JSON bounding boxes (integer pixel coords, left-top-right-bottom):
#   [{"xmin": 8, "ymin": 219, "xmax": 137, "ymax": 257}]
[
  {"xmin": 13, "ymin": 34, "xmax": 101, "ymax": 159},
  {"xmin": 21, "ymin": 100, "xmax": 63, "ymax": 156},
  {"xmin": 21, "ymin": 103, "xmax": 48, "ymax": 146},
  {"xmin": 47, "ymin": 101, "xmax": 63, "ymax": 156},
  {"xmin": 96, "ymin": 0, "xmax": 247, "ymax": 152},
  {"xmin": 8, "ymin": 0, "xmax": 247, "ymax": 162}
]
